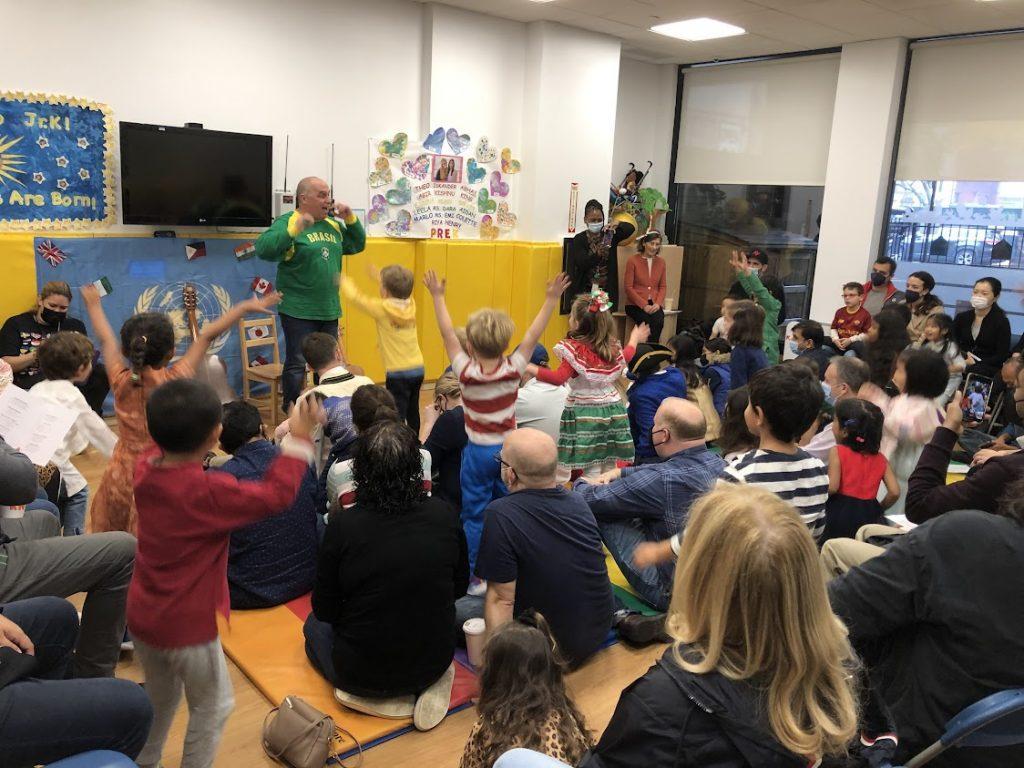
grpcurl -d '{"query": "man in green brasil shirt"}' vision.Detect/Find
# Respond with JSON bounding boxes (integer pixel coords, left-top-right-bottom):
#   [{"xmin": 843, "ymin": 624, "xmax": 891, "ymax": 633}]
[{"xmin": 256, "ymin": 176, "xmax": 366, "ymax": 406}]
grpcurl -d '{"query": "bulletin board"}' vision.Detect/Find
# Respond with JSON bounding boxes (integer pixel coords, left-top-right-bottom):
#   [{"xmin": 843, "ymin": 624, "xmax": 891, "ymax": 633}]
[{"xmin": 366, "ymin": 129, "xmax": 521, "ymax": 240}]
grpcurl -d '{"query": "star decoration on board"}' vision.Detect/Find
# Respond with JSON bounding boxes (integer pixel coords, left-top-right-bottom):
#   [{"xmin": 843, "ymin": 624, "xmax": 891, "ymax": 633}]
[
  {"xmin": 55, "ymin": 155, "xmax": 69, "ymax": 168},
  {"xmin": 36, "ymin": 136, "xmax": 49, "ymax": 150},
  {"xmin": 56, "ymin": 178, "xmax": 69, "ymax": 191},
  {"xmin": 78, "ymin": 168, "xmax": 90, "ymax": 180},
  {"xmin": 76, "ymin": 137, "xmax": 89, "ymax": 149},
  {"xmin": 32, "ymin": 171, "xmax": 45, "ymax": 184}
]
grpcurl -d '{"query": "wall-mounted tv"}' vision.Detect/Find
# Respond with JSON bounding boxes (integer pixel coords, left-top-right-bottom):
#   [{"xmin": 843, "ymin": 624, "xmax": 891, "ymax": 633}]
[{"xmin": 120, "ymin": 122, "xmax": 272, "ymax": 227}]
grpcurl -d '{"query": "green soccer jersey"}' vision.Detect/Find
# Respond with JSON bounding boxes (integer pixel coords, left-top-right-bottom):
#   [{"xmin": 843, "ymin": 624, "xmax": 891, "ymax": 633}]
[{"xmin": 255, "ymin": 211, "xmax": 366, "ymax": 320}]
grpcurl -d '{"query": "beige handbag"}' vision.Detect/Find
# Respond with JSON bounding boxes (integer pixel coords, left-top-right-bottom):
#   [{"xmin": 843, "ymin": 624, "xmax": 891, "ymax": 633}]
[{"xmin": 262, "ymin": 695, "xmax": 362, "ymax": 768}]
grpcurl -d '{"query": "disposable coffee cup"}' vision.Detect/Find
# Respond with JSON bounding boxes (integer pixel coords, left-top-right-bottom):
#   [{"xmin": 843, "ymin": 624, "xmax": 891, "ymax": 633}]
[
  {"xmin": 664, "ymin": 297, "xmax": 675, "ymax": 311},
  {"xmin": 463, "ymin": 618, "xmax": 486, "ymax": 668}
]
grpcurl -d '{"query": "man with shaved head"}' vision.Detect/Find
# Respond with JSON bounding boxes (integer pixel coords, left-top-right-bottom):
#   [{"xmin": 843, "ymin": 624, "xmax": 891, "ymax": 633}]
[
  {"xmin": 575, "ymin": 397, "xmax": 724, "ymax": 617},
  {"xmin": 455, "ymin": 428, "xmax": 613, "ymax": 667},
  {"xmin": 256, "ymin": 176, "xmax": 365, "ymax": 407}
]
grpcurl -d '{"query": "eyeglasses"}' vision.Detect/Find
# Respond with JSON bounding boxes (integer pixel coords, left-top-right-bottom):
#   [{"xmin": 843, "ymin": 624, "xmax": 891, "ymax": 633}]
[{"xmin": 494, "ymin": 454, "xmax": 513, "ymax": 472}]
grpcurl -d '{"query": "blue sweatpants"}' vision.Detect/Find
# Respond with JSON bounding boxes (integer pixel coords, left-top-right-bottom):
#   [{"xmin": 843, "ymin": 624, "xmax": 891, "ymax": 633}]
[{"xmin": 460, "ymin": 442, "xmax": 508, "ymax": 574}]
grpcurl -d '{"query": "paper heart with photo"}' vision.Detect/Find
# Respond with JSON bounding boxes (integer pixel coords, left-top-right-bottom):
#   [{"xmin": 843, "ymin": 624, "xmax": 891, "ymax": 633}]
[
  {"xmin": 479, "ymin": 215, "xmax": 500, "ymax": 240},
  {"xmin": 476, "ymin": 136, "xmax": 497, "ymax": 164},
  {"xmin": 385, "ymin": 209, "xmax": 413, "ymax": 237},
  {"xmin": 401, "ymin": 153, "xmax": 431, "ymax": 181},
  {"xmin": 385, "ymin": 178, "xmax": 412, "ymax": 205},
  {"xmin": 368, "ymin": 157, "xmax": 393, "ymax": 188},
  {"xmin": 490, "ymin": 171, "xmax": 509, "ymax": 197},
  {"xmin": 466, "ymin": 159, "xmax": 486, "ymax": 184},
  {"xmin": 501, "ymin": 148, "xmax": 521, "ymax": 174},
  {"xmin": 367, "ymin": 194, "xmax": 388, "ymax": 224},
  {"xmin": 478, "ymin": 188, "xmax": 497, "ymax": 213},
  {"xmin": 378, "ymin": 132, "xmax": 408, "ymax": 158},
  {"xmin": 423, "ymin": 127, "xmax": 445, "ymax": 153},
  {"xmin": 446, "ymin": 128, "xmax": 470, "ymax": 155},
  {"xmin": 496, "ymin": 202, "xmax": 517, "ymax": 229}
]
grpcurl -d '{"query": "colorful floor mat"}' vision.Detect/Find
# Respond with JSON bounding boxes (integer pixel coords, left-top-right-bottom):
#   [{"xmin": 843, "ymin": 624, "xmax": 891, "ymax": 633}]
[
  {"xmin": 605, "ymin": 551, "xmax": 661, "ymax": 617},
  {"xmin": 219, "ymin": 594, "xmax": 478, "ymax": 758}
]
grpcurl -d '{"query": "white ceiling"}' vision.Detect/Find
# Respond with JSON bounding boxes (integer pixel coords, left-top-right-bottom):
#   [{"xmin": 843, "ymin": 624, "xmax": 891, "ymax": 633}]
[{"xmin": 418, "ymin": 0, "xmax": 1024, "ymax": 63}]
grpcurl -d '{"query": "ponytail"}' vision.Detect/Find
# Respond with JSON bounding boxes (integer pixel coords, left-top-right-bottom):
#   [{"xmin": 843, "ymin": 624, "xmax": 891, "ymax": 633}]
[{"xmin": 119, "ymin": 313, "xmax": 176, "ymax": 385}]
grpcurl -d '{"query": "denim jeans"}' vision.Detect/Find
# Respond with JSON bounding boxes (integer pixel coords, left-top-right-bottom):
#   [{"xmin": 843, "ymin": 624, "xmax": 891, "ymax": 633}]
[
  {"xmin": 0, "ymin": 596, "xmax": 153, "ymax": 767},
  {"xmin": 279, "ymin": 313, "xmax": 339, "ymax": 408},
  {"xmin": 303, "ymin": 614, "xmax": 343, "ymax": 689},
  {"xmin": 386, "ymin": 372, "xmax": 425, "ymax": 433},
  {"xmin": 27, "ymin": 487, "xmax": 59, "ymax": 520},
  {"xmin": 61, "ymin": 488, "xmax": 88, "ymax": 536},
  {"xmin": 494, "ymin": 749, "xmax": 573, "ymax": 768},
  {"xmin": 599, "ymin": 519, "xmax": 671, "ymax": 612}
]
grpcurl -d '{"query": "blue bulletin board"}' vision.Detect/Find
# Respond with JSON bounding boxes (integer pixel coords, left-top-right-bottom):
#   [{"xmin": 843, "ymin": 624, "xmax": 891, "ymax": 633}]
[
  {"xmin": 34, "ymin": 237, "xmax": 284, "ymax": 395},
  {"xmin": 0, "ymin": 92, "xmax": 115, "ymax": 229}
]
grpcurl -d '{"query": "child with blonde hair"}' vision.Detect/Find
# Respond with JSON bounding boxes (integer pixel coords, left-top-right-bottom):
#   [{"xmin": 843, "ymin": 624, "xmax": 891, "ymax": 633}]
[
  {"xmin": 424, "ymin": 270, "xmax": 568, "ymax": 578},
  {"xmin": 528, "ymin": 290, "xmax": 646, "ymax": 481},
  {"xmin": 341, "ymin": 264, "xmax": 425, "ymax": 429}
]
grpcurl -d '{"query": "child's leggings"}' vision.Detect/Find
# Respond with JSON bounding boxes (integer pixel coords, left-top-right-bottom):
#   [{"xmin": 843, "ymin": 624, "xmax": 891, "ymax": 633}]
[
  {"xmin": 135, "ymin": 636, "xmax": 235, "ymax": 768},
  {"xmin": 460, "ymin": 441, "xmax": 508, "ymax": 574}
]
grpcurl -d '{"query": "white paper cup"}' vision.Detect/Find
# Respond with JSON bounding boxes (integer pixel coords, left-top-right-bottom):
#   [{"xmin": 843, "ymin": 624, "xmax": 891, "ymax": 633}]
[
  {"xmin": 463, "ymin": 618, "xmax": 486, "ymax": 668},
  {"xmin": 664, "ymin": 297, "xmax": 675, "ymax": 311},
  {"xmin": 0, "ymin": 506, "xmax": 25, "ymax": 519}
]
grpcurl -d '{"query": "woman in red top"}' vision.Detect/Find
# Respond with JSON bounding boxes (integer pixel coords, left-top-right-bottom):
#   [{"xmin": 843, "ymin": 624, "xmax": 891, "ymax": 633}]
[
  {"xmin": 623, "ymin": 231, "xmax": 668, "ymax": 343},
  {"xmin": 823, "ymin": 398, "xmax": 900, "ymax": 543}
]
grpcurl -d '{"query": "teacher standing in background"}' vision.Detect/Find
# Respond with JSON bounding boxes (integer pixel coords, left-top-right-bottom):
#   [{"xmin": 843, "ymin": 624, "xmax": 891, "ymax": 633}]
[
  {"xmin": 256, "ymin": 176, "xmax": 366, "ymax": 408},
  {"xmin": 565, "ymin": 199, "xmax": 635, "ymax": 312}
]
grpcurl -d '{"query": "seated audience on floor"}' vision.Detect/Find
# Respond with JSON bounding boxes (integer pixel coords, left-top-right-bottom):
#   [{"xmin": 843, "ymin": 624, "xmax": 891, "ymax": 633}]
[
  {"xmin": 715, "ymin": 386, "xmax": 757, "ymax": 462},
  {"xmin": 0, "ymin": 280, "xmax": 110, "ymax": 415},
  {"xmin": 575, "ymin": 484, "xmax": 859, "ymax": 768},
  {"xmin": 708, "ymin": 293, "xmax": 741, "ymax": 340},
  {"xmin": 790, "ymin": 320, "xmax": 832, "ymax": 379},
  {"xmin": 328, "ymin": 384, "xmax": 432, "ymax": 510},
  {"xmin": 830, "ymin": 281, "xmax": 872, "ymax": 354},
  {"xmin": 804, "ymin": 356, "xmax": 870, "ymax": 461},
  {"xmin": 863, "ymin": 306, "xmax": 912, "ymax": 392},
  {"xmin": 626, "ymin": 343, "xmax": 686, "ymax": 462},
  {"xmin": 668, "ymin": 332, "xmax": 721, "ymax": 440},
  {"xmin": 829, "ymin": 478, "xmax": 1024, "ymax": 768},
  {"xmin": 913, "ymin": 312, "xmax": 963, "ymax": 404},
  {"xmin": 421, "ymin": 371, "xmax": 468, "ymax": 512},
  {"xmin": 459, "ymin": 612, "xmax": 592, "ymax": 768},
  {"xmin": 954, "ymin": 276, "xmax": 1012, "ymax": 379},
  {"xmin": 128, "ymin": 380, "xmax": 321, "ymax": 768},
  {"xmin": 863, "ymin": 256, "xmax": 905, "ymax": 316},
  {"xmin": 305, "ymin": 420, "xmax": 467, "ymax": 731},
  {"xmin": 956, "ymin": 356, "xmax": 1024, "ymax": 458},
  {"xmin": 515, "ymin": 343, "xmax": 568, "ymax": 445},
  {"xmin": 575, "ymin": 398, "xmax": 723, "ymax": 613},
  {"xmin": 216, "ymin": 400, "xmax": 320, "ymax": 609},
  {"xmin": 457, "ymin": 428, "xmax": 613, "ymax": 668},
  {"xmin": 903, "ymin": 269, "xmax": 943, "ymax": 343},
  {"xmin": 700, "ymin": 337, "xmax": 731, "ymax": 417}
]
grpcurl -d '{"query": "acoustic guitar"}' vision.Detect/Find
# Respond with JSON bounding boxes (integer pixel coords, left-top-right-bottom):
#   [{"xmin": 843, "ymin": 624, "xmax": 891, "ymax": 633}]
[{"xmin": 182, "ymin": 284, "xmax": 237, "ymax": 404}]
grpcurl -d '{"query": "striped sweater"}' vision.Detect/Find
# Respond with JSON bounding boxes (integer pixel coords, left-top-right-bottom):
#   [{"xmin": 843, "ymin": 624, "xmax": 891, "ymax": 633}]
[
  {"xmin": 724, "ymin": 448, "xmax": 829, "ymax": 537},
  {"xmin": 452, "ymin": 350, "xmax": 529, "ymax": 446}
]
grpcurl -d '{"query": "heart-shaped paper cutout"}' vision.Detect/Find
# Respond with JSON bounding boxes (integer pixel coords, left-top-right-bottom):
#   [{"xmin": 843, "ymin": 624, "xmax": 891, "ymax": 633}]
[
  {"xmin": 479, "ymin": 215, "xmax": 500, "ymax": 241},
  {"xmin": 478, "ymin": 188, "xmax": 497, "ymax": 213},
  {"xmin": 378, "ymin": 132, "xmax": 408, "ymax": 158},
  {"xmin": 489, "ymin": 171, "xmax": 509, "ymax": 198},
  {"xmin": 401, "ymin": 153, "xmax": 431, "ymax": 181},
  {"xmin": 496, "ymin": 202, "xmax": 517, "ymax": 229},
  {"xmin": 367, "ymin": 157, "xmax": 393, "ymax": 188},
  {"xmin": 466, "ymin": 159, "xmax": 486, "ymax": 184},
  {"xmin": 476, "ymin": 136, "xmax": 497, "ymax": 164},
  {"xmin": 367, "ymin": 194, "xmax": 388, "ymax": 224},
  {"xmin": 501, "ymin": 148, "xmax": 521, "ymax": 174},
  {"xmin": 423, "ymin": 127, "xmax": 444, "ymax": 153},
  {"xmin": 385, "ymin": 178, "xmax": 411, "ymax": 206},
  {"xmin": 385, "ymin": 209, "xmax": 413, "ymax": 238},
  {"xmin": 446, "ymin": 128, "xmax": 470, "ymax": 155}
]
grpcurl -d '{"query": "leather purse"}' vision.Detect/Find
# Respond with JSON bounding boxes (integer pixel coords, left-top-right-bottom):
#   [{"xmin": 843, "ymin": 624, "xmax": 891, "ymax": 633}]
[{"xmin": 262, "ymin": 695, "xmax": 362, "ymax": 768}]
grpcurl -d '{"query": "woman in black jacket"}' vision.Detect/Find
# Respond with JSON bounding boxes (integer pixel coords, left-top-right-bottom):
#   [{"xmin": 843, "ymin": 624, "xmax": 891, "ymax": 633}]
[
  {"xmin": 953, "ymin": 276, "xmax": 1012, "ymax": 379},
  {"xmin": 565, "ymin": 199, "xmax": 635, "ymax": 312}
]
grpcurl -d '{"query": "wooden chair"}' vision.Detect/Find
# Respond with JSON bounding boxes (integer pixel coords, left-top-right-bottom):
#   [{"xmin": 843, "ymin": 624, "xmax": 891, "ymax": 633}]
[{"xmin": 239, "ymin": 316, "xmax": 284, "ymax": 422}]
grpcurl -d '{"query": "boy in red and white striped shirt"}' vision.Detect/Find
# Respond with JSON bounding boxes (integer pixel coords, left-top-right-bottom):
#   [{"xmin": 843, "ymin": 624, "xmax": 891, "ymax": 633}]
[{"xmin": 424, "ymin": 270, "xmax": 569, "ymax": 580}]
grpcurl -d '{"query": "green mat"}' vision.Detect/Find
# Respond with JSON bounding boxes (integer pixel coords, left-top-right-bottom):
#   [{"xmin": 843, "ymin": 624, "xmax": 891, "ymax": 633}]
[{"xmin": 612, "ymin": 584, "xmax": 661, "ymax": 617}]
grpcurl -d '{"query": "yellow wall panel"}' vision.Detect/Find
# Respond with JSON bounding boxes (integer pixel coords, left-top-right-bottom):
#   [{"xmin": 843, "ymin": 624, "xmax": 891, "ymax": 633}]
[
  {"xmin": 0, "ymin": 234, "xmax": 40, "ymax": 321},
  {"xmin": 415, "ymin": 240, "xmax": 450, "ymax": 379}
]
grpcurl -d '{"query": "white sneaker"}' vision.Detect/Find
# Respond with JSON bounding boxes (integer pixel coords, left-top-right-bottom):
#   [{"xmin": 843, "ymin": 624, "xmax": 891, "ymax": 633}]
[
  {"xmin": 333, "ymin": 688, "xmax": 415, "ymax": 719},
  {"xmin": 413, "ymin": 663, "xmax": 455, "ymax": 731}
]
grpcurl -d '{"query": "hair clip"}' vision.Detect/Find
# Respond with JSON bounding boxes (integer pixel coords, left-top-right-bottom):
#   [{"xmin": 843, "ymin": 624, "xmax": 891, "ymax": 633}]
[
  {"xmin": 588, "ymin": 288, "xmax": 612, "ymax": 314},
  {"xmin": 140, "ymin": 335, "xmax": 148, "ymax": 343},
  {"xmin": 854, "ymin": 436, "xmax": 865, "ymax": 443}
]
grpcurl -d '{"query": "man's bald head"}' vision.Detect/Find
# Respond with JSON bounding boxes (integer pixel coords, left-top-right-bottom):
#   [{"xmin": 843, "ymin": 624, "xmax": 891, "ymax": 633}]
[
  {"xmin": 655, "ymin": 397, "xmax": 706, "ymax": 445},
  {"xmin": 296, "ymin": 176, "xmax": 331, "ymax": 220},
  {"xmin": 503, "ymin": 428, "xmax": 558, "ymax": 489}
]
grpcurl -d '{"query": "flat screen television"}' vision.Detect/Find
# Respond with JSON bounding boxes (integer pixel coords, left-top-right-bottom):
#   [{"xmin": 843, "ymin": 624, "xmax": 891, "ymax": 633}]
[{"xmin": 120, "ymin": 122, "xmax": 272, "ymax": 226}]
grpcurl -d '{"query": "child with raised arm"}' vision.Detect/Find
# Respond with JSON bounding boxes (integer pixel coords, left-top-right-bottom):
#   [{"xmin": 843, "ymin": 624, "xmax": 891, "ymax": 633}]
[
  {"xmin": 730, "ymin": 251, "xmax": 781, "ymax": 364},
  {"xmin": 80, "ymin": 283, "xmax": 281, "ymax": 535},
  {"xmin": 423, "ymin": 270, "xmax": 569, "ymax": 579}
]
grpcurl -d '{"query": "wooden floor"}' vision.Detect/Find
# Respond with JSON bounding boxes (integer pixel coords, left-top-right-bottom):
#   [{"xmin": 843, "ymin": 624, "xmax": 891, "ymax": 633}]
[{"xmin": 69, "ymin": 393, "xmax": 666, "ymax": 768}]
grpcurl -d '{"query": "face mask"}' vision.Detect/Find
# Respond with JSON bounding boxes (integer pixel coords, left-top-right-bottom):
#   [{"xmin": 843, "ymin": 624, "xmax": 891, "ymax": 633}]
[
  {"xmin": 870, "ymin": 271, "xmax": 888, "ymax": 287},
  {"xmin": 587, "ymin": 221, "xmax": 603, "ymax": 234},
  {"xmin": 788, "ymin": 340, "xmax": 801, "ymax": 355},
  {"xmin": 650, "ymin": 427, "xmax": 668, "ymax": 448},
  {"xmin": 40, "ymin": 307, "xmax": 67, "ymax": 326},
  {"xmin": 971, "ymin": 295, "xmax": 992, "ymax": 310},
  {"xmin": 904, "ymin": 289, "xmax": 920, "ymax": 303},
  {"xmin": 749, "ymin": 267, "xmax": 761, "ymax": 277},
  {"xmin": 822, "ymin": 382, "xmax": 834, "ymax": 406}
]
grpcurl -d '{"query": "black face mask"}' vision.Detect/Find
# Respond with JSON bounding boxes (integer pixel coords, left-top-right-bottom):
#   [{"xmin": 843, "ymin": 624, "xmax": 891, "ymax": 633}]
[
  {"xmin": 870, "ymin": 271, "xmax": 888, "ymax": 287},
  {"xmin": 40, "ymin": 307, "xmax": 67, "ymax": 326},
  {"xmin": 904, "ymin": 289, "xmax": 921, "ymax": 303}
]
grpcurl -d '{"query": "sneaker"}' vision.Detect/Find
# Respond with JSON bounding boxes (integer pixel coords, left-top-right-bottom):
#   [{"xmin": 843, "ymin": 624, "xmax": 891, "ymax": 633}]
[
  {"xmin": 467, "ymin": 578, "xmax": 487, "ymax": 597},
  {"xmin": 333, "ymin": 689, "xmax": 415, "ymax": 719},
  {"xmin": 413, "ymin": 663, "xmax": 455, "ymax": 731},
  {"xmin": 617, "ymin": 613, "xmax": 671, "ymax": 646}
]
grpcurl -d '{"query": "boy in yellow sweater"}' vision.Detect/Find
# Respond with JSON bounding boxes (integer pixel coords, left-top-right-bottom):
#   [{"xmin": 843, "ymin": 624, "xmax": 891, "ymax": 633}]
[{"xmin": 341, "ymin": 265, "xmax": 425, "ymax": 429}]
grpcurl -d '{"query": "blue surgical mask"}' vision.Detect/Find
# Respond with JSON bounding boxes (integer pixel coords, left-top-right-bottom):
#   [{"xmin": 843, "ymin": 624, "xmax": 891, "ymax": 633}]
[
  {"xmin": 822, "ymin": 381, "xmax": 834, "ymax": 406},
  {"xmin": 587, "ymin": 221, "xmax": 603, "ymax": 234},
  {"xmin": 750, "ymin": 267, "xmax": 761, "ymax": 278},
  {"xmin": 788, "ymin": 340, "xmax": 800, "ymax": 355}
]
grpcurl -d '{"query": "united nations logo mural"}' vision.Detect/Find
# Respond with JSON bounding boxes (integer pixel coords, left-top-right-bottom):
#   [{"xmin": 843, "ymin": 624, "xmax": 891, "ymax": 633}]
[{"xmin": 134, "ymin": 281, "xmax": 233, "ymax": 358}]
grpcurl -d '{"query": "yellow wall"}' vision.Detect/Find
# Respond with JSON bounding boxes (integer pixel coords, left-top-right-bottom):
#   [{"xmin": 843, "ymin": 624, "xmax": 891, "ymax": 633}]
[{"xmin": 0, "ymin": 233, "xmax": 568, "ymax": 383}]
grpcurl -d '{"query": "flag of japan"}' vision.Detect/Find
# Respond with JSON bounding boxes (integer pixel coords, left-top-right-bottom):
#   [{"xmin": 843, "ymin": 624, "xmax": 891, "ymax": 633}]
[{"xmin": 246, "ymin": 325, "xmax": 271, "ymax": 340}]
